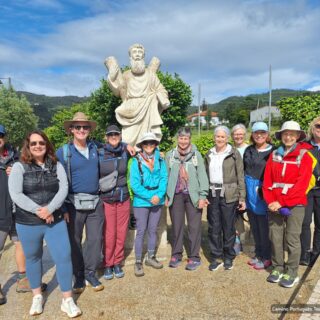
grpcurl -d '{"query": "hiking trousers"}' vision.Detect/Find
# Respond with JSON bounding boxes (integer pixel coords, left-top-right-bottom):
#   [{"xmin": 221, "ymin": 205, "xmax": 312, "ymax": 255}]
[
  {"xmin": 66, "ymin": 200, "xmax": 104, "ymax": 278},
  {"xmin": 269, "ymin": 206, "xmax": 305, "ymax": 277}
]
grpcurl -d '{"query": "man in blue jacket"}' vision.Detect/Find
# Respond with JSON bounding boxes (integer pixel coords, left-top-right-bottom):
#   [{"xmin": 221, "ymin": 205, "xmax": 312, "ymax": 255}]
[{"xmin": 56, "ymin": 113, "xmax": 105, "ymax": 293}]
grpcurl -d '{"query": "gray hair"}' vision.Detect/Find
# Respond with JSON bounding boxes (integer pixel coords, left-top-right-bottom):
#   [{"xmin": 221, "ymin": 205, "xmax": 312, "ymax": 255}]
[
  {"xmin": 177, "ymin": 127, "xmax": 192, "ymax": 137},
  {"xmin": 231, "ymin": 123, "xmax": 247, "ymax": 135},
  {"xmin": 214, "ymin": 125, "xmax": 230, "ymax": 137},
  {"xmin": 128, "ymin": 43, "xmax": 145, "ymax": 57}
]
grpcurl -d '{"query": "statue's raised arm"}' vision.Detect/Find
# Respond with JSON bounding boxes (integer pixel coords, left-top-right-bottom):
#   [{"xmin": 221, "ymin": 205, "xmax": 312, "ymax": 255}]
[{"xmin": 103, "ymin": 44, "xmax": 170, "ymax": 147}]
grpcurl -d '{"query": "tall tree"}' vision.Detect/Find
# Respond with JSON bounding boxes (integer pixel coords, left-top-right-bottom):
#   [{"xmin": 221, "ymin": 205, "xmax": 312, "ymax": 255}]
[{"xmin": 0, "ymin": 87, "xmax": 38, "ymax": 147}]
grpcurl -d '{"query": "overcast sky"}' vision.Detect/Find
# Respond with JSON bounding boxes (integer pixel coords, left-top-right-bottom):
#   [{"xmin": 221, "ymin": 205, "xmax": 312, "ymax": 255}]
[{"xmin": 0, "ymin": 0, "xmax": 319, "ymax": 103}]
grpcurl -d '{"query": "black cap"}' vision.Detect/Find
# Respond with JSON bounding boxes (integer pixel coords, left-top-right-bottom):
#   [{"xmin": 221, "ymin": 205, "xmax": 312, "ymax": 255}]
[{"xmin": 106, "ymin": 125, "xmax": 121, "ymax": 135}]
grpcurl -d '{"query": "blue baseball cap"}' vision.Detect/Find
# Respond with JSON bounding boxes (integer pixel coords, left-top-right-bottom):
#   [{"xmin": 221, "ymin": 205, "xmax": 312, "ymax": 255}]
[
  {"xmin": 0, "ymin": 124, "xmax": 6, "ymax": 135},
  {"xmin": 252, "ymin": 122, "xmax": 268, "ymax": 132}
]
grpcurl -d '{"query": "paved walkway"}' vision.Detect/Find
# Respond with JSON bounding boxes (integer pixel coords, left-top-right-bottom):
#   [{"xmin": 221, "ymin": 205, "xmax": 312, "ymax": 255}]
[{"xmin": 0, "ymin": 212, "xmax": 319, "ymax": 320}]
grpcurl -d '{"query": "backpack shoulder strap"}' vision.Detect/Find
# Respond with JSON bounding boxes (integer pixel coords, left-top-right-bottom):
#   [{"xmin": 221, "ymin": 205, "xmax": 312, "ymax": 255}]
[
  {"xmin": 135, "ymin": 155, "xmax": 144, "ymax": 185},
  {"xmin": 62, "ymin": 143, "xmax": 72, "ymax": 184}
]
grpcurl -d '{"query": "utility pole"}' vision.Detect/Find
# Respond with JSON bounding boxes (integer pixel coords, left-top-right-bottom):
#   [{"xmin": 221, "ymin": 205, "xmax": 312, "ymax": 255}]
[
  {"xmin": 268, "ymin": 65, "xmax": 272, "ymax": 130},
  {"xmin": 198, "ymin": 83, "xmax": 201, "ymax": 136}
]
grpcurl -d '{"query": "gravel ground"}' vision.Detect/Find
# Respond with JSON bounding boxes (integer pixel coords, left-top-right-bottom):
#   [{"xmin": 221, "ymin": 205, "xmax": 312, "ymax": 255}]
[{"xmin": 0, "ymin": 211, "xmax": 317, "ymax": 320}]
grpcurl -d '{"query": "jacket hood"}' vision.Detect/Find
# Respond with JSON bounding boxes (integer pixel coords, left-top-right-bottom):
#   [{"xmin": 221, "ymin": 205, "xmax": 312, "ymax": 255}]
[{"xmin": 276, "ymin": 141, "xmax": 313, "ymax": 157}]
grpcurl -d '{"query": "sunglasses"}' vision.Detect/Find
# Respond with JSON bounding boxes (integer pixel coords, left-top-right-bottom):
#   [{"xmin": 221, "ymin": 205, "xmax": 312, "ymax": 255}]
[
  {"xmin": 29, "ymin": 141, "xmax": 46, "ymax": 147},
  {"xmin": 314, "ymin": 124, "xmax": 320, "ymax": 129},
  {"xmin": 107, "ymin": 132, "xmax": 120, "ymax": 137},
  {"xmin": 72, "ymin": 125, "xmax": 91, "ymax": 131},
  {"xmin": 0, "ymin": 133, "xmax": 5, "ymax": 139},
  {"xmin": 142, "ymin": 140, "xmax": 157, "ymax": 146}
]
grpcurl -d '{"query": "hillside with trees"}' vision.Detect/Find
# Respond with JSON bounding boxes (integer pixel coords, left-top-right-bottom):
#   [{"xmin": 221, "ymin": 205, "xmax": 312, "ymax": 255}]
[
  {"xmin": 188, "ymin": 89, "xmax": 317, "ymax": 127},
  {"xmin": 17, "ymin": 91, "xmax": 88, "ymax": 129}
]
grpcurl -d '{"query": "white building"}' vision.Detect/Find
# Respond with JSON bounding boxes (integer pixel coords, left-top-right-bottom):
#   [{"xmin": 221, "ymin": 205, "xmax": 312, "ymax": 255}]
[
  {"xmin": 187, "ymin": 111, "xmax": 221, "ymax": 127},
  {"xmin": 250, "ymin": 106, "xmax": 281, "ymax": 126}
]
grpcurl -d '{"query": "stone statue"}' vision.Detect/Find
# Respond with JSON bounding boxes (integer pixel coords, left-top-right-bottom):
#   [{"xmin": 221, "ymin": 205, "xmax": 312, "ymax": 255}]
[{"xmin": 104, "ymin": 44, "xmax": 170, "ymax": 147}]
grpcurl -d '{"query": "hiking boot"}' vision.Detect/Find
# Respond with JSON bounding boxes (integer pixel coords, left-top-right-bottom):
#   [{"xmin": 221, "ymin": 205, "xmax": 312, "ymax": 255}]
[
  {"xmin": 280, "ymin": 274, "xmax": 299, "ymax": 288},
  {"xmin": 145, "ymin": 256, "xmax": 163, "ymax": 269},
  {"xmin": 185, "ymin": 259, "xmax": 201, "ymax": 271},
  {"xmin": 169, "ymin": 257, "xmax": 182, "ymax": 268},
  {"xmin": 114, "ymin": 265, "xmax": 125, "ymax": 278},
  {"xmin": 267, "ymin": 270, "xmax": 283, "ymax": 283},
  {"xmin": 61, "ymin": 297, "xmax": 82, "ymax": 318},
  {"xmin": 209, "ymin": 260, "xmax": 223, "ymax": 271},
  {"xmin": 85, "ymin": 272, "xmax": 104, "ymax": 292},
  {"xmin": 247, "ymin": 257, "xmax": 259, "ymax": 266},
  {"xmin": 253, "ymin": 259, "xmax": 272, "ymax": 270},
  {"xmin": 73, "ymin": 277, "xmax": 85, "ymax": 294},
  {"xmin": 29, "ymin": 294, "xmax": 43, "ymax": 316},
  {"xmin": 16, "ymin": 278, "xmax": 47, "ymax": 293},
  {"xmin": 103, "ymin": 267, "xmax": 114, "ymax": 280},
  {"xmin": 134, "ymin": 262, "xmax": 145, "ymax": 277},
  {"xmin": 224, "ymin": 259, "xmax": 233, "ymax": 270},
  {"xmin": 0, "ymin": 285, "xmax": 6, "ymax": 305}
]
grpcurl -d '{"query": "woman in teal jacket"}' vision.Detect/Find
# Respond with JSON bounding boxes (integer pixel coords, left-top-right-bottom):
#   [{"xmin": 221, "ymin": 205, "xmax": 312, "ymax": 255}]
[{"xmin": 130, "ymin": 132, "xmax": 168, "ymax": 277}]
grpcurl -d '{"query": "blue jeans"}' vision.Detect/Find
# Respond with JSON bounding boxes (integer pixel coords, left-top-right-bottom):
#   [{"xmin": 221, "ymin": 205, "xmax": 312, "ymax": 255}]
[{"xmin": 16, "ymin": 220, "xmax": 72, "ymax": 292}]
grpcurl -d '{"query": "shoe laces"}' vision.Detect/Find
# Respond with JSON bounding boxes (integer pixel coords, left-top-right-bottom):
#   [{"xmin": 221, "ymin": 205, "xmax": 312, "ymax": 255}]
[
  {"xmin": 282, "ymin": 274, "xmax": 291, "ymax": 281},
  {"xmin": 271, "ymin": 270, "xmax": 281, "ymax": 277}
]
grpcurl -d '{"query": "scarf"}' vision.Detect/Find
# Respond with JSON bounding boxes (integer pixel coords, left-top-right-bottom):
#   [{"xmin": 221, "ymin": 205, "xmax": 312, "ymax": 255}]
[
  {"xmin": 105, "ymin": 143, "xmax": 124, "ymax": 156},
  {"xmin": 140, "ymin": 151, "xmax": 155, "ymax": 171},
  {"xmin": 176, "ymin": 145, "xmax": 192, "ymax": 192}
]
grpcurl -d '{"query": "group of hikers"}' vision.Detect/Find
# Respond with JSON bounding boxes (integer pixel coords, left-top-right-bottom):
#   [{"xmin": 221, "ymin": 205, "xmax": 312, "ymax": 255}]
[{"xmin": 0, "ymin": 111, "xmax": 320, "ymax": 318}]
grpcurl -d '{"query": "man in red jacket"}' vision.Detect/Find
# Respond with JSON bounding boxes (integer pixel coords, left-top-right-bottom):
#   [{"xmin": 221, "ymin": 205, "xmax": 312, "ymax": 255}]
[{"xmin": 263, "ymin": 121, "xmax": 316, "ymax": 288}]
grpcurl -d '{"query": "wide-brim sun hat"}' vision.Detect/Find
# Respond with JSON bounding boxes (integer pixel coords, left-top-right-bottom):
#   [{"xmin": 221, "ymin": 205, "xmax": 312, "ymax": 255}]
[
  {"xmin": 64, "ymin": 112, "xmax": 97, "ymax": 133},
  {"xmin": 275, "ymin": 120, "xmax": 306, "ymax": 141},
  {"xmin": 252, "ymin": 122, "xmax": 268, "ymax": 132},
  {"xmin": 136, "ymin": 132, "xmax": 160, "ymax": 148}
]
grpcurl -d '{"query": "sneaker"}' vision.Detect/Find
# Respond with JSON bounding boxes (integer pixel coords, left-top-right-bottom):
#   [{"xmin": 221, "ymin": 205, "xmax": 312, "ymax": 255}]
[
  {"xmin": 103, "ymin": 267, "xmax": 114, "ymax": 280},
  {"xmin": 185, "ymin": 259, "xmax": 201, "ymax": 271},
  {"xmin": 253, "ymin": 259, "xmax": 272, "ymax": 270},
  {"xmin": 73, "ymin": 277, "xmax": 85, "ymax": 294},
  {"xmin": 224, "ymin": 259, "xmax": 233, "ymax": 270},
  {"xmin": 267, "ymin": 270, "xmax": 283, "ymax": 283},
  {"xmin": 61, "ymin": 297, "xmax": 82, "ymax": 318},
  {"xmin": 85, "ymin": 272, "xmax": 104, "ymax": 292},
  {"xmin": 209, "ymin": 260, "xmax": 223, "ymax": 271},
  {"xmin": 134, "ymin": 262, "xmax": 145, "ymax": 277},
  {"xmin": 247, "ymin": 257, "xmax": 259, "ymax": 266},
  {"xmin": 169, "ymin": 257, "xmax": 182, "ymax": 268},
  {"xmin": 280, "ymin": 274, "xmax": 299, "ymax": 288},
  {"xmin": 145, "ymin": 256, "xmax": 163, "ymax": 269},
  {"xmin": 29, "ymin": 294, "xmax": 43, "ymax": 316},
  {"xmin": 16, "ymin": 278, "xmax": 47, "ymax": 293},
  {"xmin": 114, "ymin": 265, "xmax": 125, "ymax": 278},
  {"xmin": 0, "ymin": 285, "xmax": 6, "ymax": 305}
]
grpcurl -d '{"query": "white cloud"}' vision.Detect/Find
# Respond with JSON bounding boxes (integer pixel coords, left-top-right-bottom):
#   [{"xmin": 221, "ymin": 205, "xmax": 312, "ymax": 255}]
[{"xmin": 2, "ymin": 0, "xmax": 320, "ymax": 103}]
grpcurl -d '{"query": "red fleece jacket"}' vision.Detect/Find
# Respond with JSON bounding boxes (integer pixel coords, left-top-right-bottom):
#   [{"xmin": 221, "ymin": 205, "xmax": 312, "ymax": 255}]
[{"xmin": 263, "ymin": 142, "xmax": 315, "ymax": 207}]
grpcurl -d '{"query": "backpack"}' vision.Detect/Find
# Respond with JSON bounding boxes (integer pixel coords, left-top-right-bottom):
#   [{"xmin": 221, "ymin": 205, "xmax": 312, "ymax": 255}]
[{"xmin": 168, "ymin": 148, "xmax": 198, "ymax": 169}]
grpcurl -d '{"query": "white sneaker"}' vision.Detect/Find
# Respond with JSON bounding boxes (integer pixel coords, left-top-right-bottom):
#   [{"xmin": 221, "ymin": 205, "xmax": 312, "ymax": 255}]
[
  {"xmin": 61, "ymin": 297, "xmax": 82, "ymax": 318},
  {"xmin": 29, "ymin": 294, "xmax": 43, "ymax": 316}
]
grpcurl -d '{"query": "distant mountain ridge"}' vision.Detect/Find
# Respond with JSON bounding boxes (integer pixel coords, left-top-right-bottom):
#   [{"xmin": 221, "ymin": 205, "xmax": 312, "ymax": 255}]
[
  {"xmin": 17, "ymin": 91, "xmax": 88, "ymax": 129},
  {"xmin": 188, "ymin": 89, "xmax": 317, "ymax": 116}
]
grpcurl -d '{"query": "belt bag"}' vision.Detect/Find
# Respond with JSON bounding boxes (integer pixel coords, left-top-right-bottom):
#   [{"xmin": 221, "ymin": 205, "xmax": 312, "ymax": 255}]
[
  {"xmin": 69, "ymin": 193, "xmax": 100, "ymax": 211},
  {"xmin": 99, "ymin": 170, "xmax": 118, "ymax": 193}
]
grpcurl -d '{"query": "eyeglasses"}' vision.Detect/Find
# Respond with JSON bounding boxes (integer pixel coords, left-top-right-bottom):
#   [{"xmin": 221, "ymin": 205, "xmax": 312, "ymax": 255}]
[
  {"xmin": 29, "ymin": 141, "xmax": 46, "ymax": 147},
  {"xmin": 0, "ymin": 133, "xmax": 5, "ymax": 139},
  {"xmin": 314, "ymin": 124, "xmax": 320, "ymax": 129},
  {"xmin": 142, "ymin": 140, "xmax": 156, "ymax": 146},
  {"xmin": 72, "ymin": 125, "xmax": 91, "ymax": 131},
  {"xmin": 107, "ymin": 132, "xmax": 120, "ymax": 137}
]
